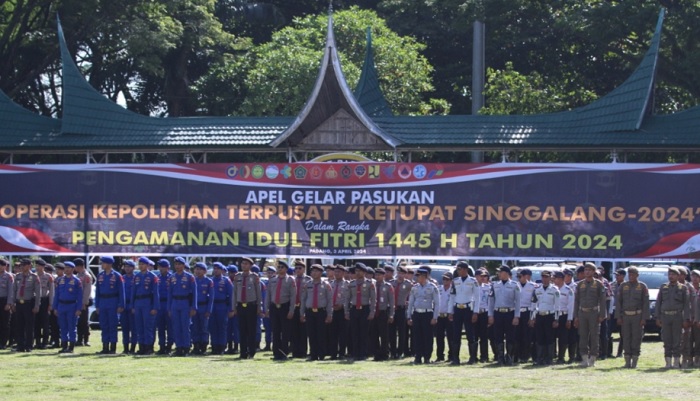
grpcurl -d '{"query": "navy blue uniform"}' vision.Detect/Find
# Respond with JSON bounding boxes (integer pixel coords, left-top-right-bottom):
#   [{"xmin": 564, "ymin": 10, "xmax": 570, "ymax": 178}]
[
  {"xmin": 132, "ymin": 271, "xmax": 160, "ymax": 353},
  {"xmin": 192, "ymin": 275, "xmax": 214, "ymax": 353},
  {"xmin": 95, "ymin": 270, "xmax": 125, "ymax": 345},
  {"xmin": 209, "ymin": 275, "xmax": 233, "ymax": 353},
  {"xmin": 156, "ymin": 271, "xmax": 172, "ymax": 352},
  {"xmin": 121, "ymin": 272, "xmax": 136, "ymax": 350},
  {"xmin": 168, "ymin": 271, "xmax": 197, "ymax": 352},
  {"xmin": 53, "ymin": 275, "xmax": 82, "ymax": 345}
]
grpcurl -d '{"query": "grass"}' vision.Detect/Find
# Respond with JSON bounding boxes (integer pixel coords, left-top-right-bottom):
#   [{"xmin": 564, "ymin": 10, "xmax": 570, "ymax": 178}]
[{"xmin": 1, "ymin": 333, "xmax": 698, "ymax": 401}]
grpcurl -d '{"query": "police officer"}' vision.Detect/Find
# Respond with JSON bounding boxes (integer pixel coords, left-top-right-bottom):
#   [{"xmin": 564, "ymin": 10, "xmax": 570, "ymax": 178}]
[
  {"xmin": 225, "ymin": 264, "xmax": 240, "ymax": 354},
  {"xmin": 677, "ymin": 266, "xmax": 695, "ymax": 368},
  {"xmin": 209, "ymin": 262, "xmax": 233, "ymax": 355},
  {"xmin": 132, "ymin": 257, "xmax": 160, "ymax": 356},
  {"xmin": 407, "ymin": 267, "xmax": 439, "ymax": 364},
  {"xmin": 74, "ymin": 258, "xmax": 93, "ymax": 347},
  {"xmin": 345, "ymin": 263, "xmax": 376, "ymax": 361},
  {"xmin": 95, "ymin": 256, "xmax": 125, "ymax": 355},
  {"xmin": 691, "ymin": 269, "xmax": 700, "ymax": 368},
  {"xmin": 300, "ymin": 264, "xmax": 333, "ymax": 361},
  {"xmin": 11, "ymin": 258, "xmax": 42, "ymax": 352},
  {"xmin": 328, "ymin": 264, "xmax": 348, "ymax": 360},
  {"xmin": 615, "ymin": 266, "xmax": 649, "ymax": 368},
  {"xmin": 155, "ymin": 258, "xmax": 173, "ymax": 355},
  {"xmin": 488, "ymin": 265, "xmax": 521, "ymax": 365},
  {"xmin": 373, "ymin": 266, "xmax": 394, "ymax": 361},
  {"xmin": 232, "ymin": 257, "xmax": 262, "ymax": 359},
  {"xmin": 391, "ymin": 265, "xmax": 413, "ymax": 359},
  {"xmin": 291, "ymin": 260, "xmax": 311, "ymax": 358},
  {"xmin": 45, "ymin": 264, "xmax": 60, "ymax": 349},
  {"xmin": 265, "ymin": 260, "xmax": 296, "ymax": 361},
  {"xmin": 448, "ymin": 261, "xmax": 481, "ymax": 365},
  {"xmin": 475, "ymin": 269, "xmax": 493, "ymax": 362},
  {"xmin": 168, "ymin": 257, "xmax": 197, "ymax": 357},
  {"xmin": 611, "ymin": 268, "xmax": 626, "ymax": 358},
  {"xmin": 553, "ymin": 270, "xmax": 575, "ymax": 364},
  {"xmin": 120, "ymin": 260, "xmax": 137, "ymax": 354},
  {"xmin": 263, "ymin": 265, "xmax": 275, "ymax": 352},
  {"xmin": 529, "ymin": 270, "xmax": 560, "ymax": 365},
  {"xmin": 190, "ymin": 262, "xmax": 213, "ymax": 355},
  {"xmin": 573, "ymin": 262, "xmax": 607, "ymax": 367},
  {"xmin": 0, "ymin": 257, "xmax": 14, "ymax": 349},
  {"xmin": 53, "ymin": 261, "xmax": 82, "ymax": 353},
  {"xmin": 656, "ymin": 266, "xmax": 691, "ymax": 368},
  {"xmin": 515, "ymin": 268, "xmax": 536, "ymax": 363},
  {"xmin": 435, "ymin": 272, "xmax": 453, "ymax": 363},
  {"xmin": 34, "ymin": 258, "xmax": 54, "ymax": 350}
]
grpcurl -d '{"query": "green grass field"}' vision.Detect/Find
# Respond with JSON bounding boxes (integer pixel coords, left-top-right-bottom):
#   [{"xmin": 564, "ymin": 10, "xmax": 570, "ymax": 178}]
[{"xmin": 1, "ymin": 333, "xmax": 697, "ymax": 401}]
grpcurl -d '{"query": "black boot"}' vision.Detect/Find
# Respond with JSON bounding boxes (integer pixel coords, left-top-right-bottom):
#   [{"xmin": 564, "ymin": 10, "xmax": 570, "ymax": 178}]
[
  {"xmin": 546, "ymin": 345, "xmax": 555, "ymax": 365},
  {"xmin": 616, "ymin": 339, "xmax": 623, "ymax": 358},
  {"xmin": 557, "ymin": 343, "xmax": 566, "ymax": 364},
  {"xmin": 96, "ymin": 343, "xmax": 109, "ymax": 355},
  {"xmin": 68, "ymin": 342, "xmax": 75, "ymax": 353},
  {"xmin": 496, "ymin": 344, "xmax": 505, "ymax": 365},
  {"xmin": 467, "ymin": 343, "xmax": 478, "ymax": 365},
  {"xmin": 110, "ymin": 342, "xmax": 117, "ymax": 354},
  {"xmin": 233, "ymin": 343, "xmax": 239, "ymax": 354},
  {"xmin": 58, "ymin": 341, "xmax": 68, "ymax": 354},
  {"xmin": 533, "ymin": 345, "xmax": 542, "ymax": 366},
  {"xmin": 122, "ymin": 344, "xmax": 130, "ymax": 355},
  {"xmin": 505, "ymin": 344, "xmax": 514, "ymax": 366},
  {"xmin": 225, "ymin": 341, "xmax": 235, "ymax": 355},
  {"xmin": 480, "ymin": 341, "xmax": 489, "ymax": 362},
  {"xmin": 84, "ymin": 335, "xmax": 90, "ymax": 347},
  {"xmin": 130, "ymin": 343, "xmax": 137, "ymax": 354}
]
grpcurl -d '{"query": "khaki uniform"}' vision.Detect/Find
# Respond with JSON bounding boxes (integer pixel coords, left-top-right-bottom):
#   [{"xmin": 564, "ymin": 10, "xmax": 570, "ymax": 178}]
[
  {"xmin": 657, "ymin": 282, "xmax": 690, "ymax": 358},
  {"xmin": 573, "ymin": 278, "xmax": 607, "ymax": 360},
  {"xmin": 615, "ymin": 281, "xmax": 649, "ymax": 360}
]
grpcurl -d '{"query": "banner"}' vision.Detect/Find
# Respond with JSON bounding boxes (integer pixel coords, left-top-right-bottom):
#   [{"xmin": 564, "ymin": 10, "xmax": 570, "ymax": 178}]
[{"xmin": 1, "ymin": 163, "xmax": 699, "ymax": 260}]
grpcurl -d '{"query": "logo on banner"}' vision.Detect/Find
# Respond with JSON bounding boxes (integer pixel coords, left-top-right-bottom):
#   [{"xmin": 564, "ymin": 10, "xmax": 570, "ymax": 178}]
[
  {"xmin": 265, "ymin": 165, "xmax": 279, "ymax": 179},
  {"xmin": 354, "ymin": 165, "xmax": 367, "ymax": 178},
  {"xmin": 325, "ymin": 167, "xmax": 338, "ymax": 179},
  {"xmin": 382, "ymin": 165, "xmax": 396, "ymax": 178},
  {"xmin": 281, "ymin": 165, "xmax": 292, "ymax": 179},
  {"xmin": 310, "ymin": 166, "xmax": 323, "ymax": 179},
  {"xmin": 398, "ymin": 165, "xmax": 412, "ymax": 179},
  {"xmin": 251, "ymin": 165, "xmax": 264, "ymax": 179},
  {"xmin": 226, "ymin": 165, "xmax": 238, "ymax": 178},
  {"xmin": 413, "ymin": 165, "xmax": 427, "ymax": 179},
  {"xmin": 341, "ymin": 165, "xmax": 352, "ymax": 179},
  {"xmin": 368, "ymin": 165, "xmax": 380, "ymax": 179},
  {"xmin": 240, "ymin": 165, "xmax": 251, "ymax": 179},
  {"xmin": 294, "ymin": 166, "xmax": 307, "ymax": 179}
]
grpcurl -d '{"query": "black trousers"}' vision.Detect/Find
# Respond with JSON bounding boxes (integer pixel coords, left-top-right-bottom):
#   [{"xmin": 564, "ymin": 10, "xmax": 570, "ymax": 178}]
[
  {"xmin": 435, "ymin": 315, "xmax": 453, "ymax": 359},
  {"xmin": 390, "ymin": 306, "xmax": 408, "ymax": 357},
  {"xmin": 14, "ymin": 301, "xmax": 35, "ymax": 350},
  {"xmin": 475, "ymin": 311, "xmax": 491, "ymax": 359},
  {"xmin": 0, "ymin": 297, "xmax": 10, "ymax": 348},
  {"xmin": 329, "ymin": 309, "xmax": 347, "ymax": 358},
  {"xmin": 306, "ymin": 310, "xmax": 326, "ymax": 359},
  {"xmin": 373, "ymin": 310, "xmax": 390, "ymax": 360},
  {"xmin": 349, "ymin": 306, "xmax": 370, "ymax": 359},
  {"xmin": 412, "ymin": 311, "xmax": 433, "ymax": 361},
  {"xmin": 535, "ymin": 313, "xmax": 556, "ymax": 346},
  {"xmin": 270, "ymin": 303, "xmax": 291, "ymax": 359},
  {"xmin": 77, "ymin": 301, "xmax": 90, "ymax": 342},
  {"xmin": 515, "ymin": 312, "xmax": 533, "ymax": 360},
  {"xmin": 50, "ymin": 311, "xmax": 60, "ymax": 345},
  {"xmin": 34, "ymin": 297, "xmax": 50, "ymax": 346},
  {"xmin": 493, "ymin": 311, "xmax": 516, "ymax": 350},
  {"xmin": 452, "ymin": 307, "xmax": 475, "ymax": 360},
  {"xmin": 290, "ymin": 306, "xmax": 307, "ymax": 357},
  {"xmin": 236, "ymin": 303, "xmax": 258, "ymax": 357}
]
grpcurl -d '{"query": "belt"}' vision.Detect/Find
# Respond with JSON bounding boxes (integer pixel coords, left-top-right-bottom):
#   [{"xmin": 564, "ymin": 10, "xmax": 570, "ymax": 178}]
[
  {"xmin": 478, "ymin": 309, "xmax": 487, "ymax": 314},
  {"xmin": 623, "ymin": 310, "xmax": 642, "ymax": 316},
  {"xmin": 520, "ymin": 307, "xmax": 530, "ymax": 313},
  {"xmin": 663, "ymin": 310, "xmax": 679, "ymax": 315},
  {"xmin": 538, "ymin": 311, "xmax": 555, "ymax": 316},
  {"xmin": 172, "ymin": 295, "xmax": 189, "ymax": 300},
  {"xmin": 160, "ymin": 298, "xmax": 168, "ymax": 302},
  {"xmin": 197, "ymin": 301, "xmax": 208, "ymax": 306},
  {"xmin": 580, "ymin": 307, "xmax": 599, "ymax": 312},
  {"xmin": 310, "ymin": 308, "xmax": 321, "ymax": 313},
  {"xmin": 439, "ymin": 313, "xmax": 448, "ymax": 318},
  {"xmin": 238, "ymin": 302, "xmax": 248, "ymax": 307},
  {"xmin": 455, "ymin": 303, "xmax": 471, "ymax": 309},
  {"xmin": 135, "ymin": 294, "xmax": 152, "ymax": 300},
  {"xmin": 414, "ymin": 309, "xmax": 433, "ymax": 313},
  {"xmin": 353, "ymin": 304, "xmax": 369, "ymax": 310},
  {"xmin": 396, "ymin": 305, "xmax": 406, "ymax": 309},
  {"xmin": 100, "ymin": 294, "xmax": 118, "ymax": 299},
  {"xmin": 59, "ymin": 300, "xmax": 77, "ymax": 304},
  {"xmin": 214, "ymin": 299, "xmax": 228, "ymax": 304},
  {"xmin": 558, "ymin": 312, "xmax": 568, "ymax": 316},
  {"xmin": 496, "ymin": 308, "xmax": 513, "ymax": 313},
  {"xmin": 18, "ymin": 299, "xmax": 34, "ymax": 304},
  {"xmin": 295, "ymin": 303, "xmax": 301, "ymax": 308},
  {"xmin": 41, "ymin": 296, "xmax": 49, "ymax": 300}
]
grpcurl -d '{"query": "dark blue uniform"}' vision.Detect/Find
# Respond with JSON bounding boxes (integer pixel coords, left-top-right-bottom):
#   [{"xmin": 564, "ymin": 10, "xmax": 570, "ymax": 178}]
[
  {"xmin": 53, "ymin": 273, "xmax": 82, "ymax": 351},
  {"xmin": 121, "ymin": 271, "xmax": 136, "ymax": 352},
  {"xmin": 156, "ymin": 267, "xmax": 173, "ymax": 354},
  {"xmin": 132, "ymin": 270, "xmax": 160, "ymax": 354},
  {"xmin": 192, "ymin": 273, "xmax": 214, "ymax": 354},
  {"xmin": 168, "ymin": 271, "xmax": 197, "ymax": 355},
  {"xmin": 95, "ymin": 266, "xmax": 125, "ymax": 354},
  {"xmin": 209, "ymin": 270, "xmax": 233, "ymax": 354}
]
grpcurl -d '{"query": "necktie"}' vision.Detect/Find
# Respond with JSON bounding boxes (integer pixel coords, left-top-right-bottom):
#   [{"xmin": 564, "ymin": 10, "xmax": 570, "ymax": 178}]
[
  {"xmin": 241, "ymin": 274, "xmax": 247, "ymax": 302},
  {"xmin": 356, "ymin": 280, "xmax": 362, "ymax": 308},
  {"xmin": 394, "ymin": 281, "xmax": 399, "ymax": 305},
  {"xmin": 275, "ymin": 276, "xmax": 283, "ymax": 304},
  {"xmin": 19, "ymin": 274, "xmax": 26, "ymax": 298},
  {"xmin": 332, "ymin": 281, "xmax": 340, "ymax": 305},
  {"xmin": 296, "ymin": 278, "xmax": 302, "ymax": 304},
  {"xmin": 312, "ymin": 283, "xmax": 319, "ymax": 309}
]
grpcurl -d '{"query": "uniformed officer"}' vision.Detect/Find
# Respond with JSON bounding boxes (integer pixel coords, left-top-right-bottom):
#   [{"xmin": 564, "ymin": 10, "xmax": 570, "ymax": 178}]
[
  {"xmin": 373, "ymin": 266, "xmax": 395, "ymax": 361},
  {"xmin": 328, "ymin": 264, "xmax": 348, "ymax": 360},
  {"xmin": 300, "ymin": 264, "xmax": 333, "ymax": 361},
  {"xmin": 290, "ymin": 260, "xmax": 311, "ymax": 358},
  {"xmin": 11, "ymin": 258, "xmax": 42, "ymax": 352},
  {"xmin": 191, "ymin": 262, "xmax": 214, "ymax": 355},
  {"xmin": 529, "ymin": 270, "xmax": 560, "ymax": 365},
  {"xmin": 34, "ymin": 258, "xmax": 54, "ymax": 350},
  {"xmin": 265, "ymin": 260, "xmax": 296, "ymax": 361},
  {"xmin": 45, "ymin": 264, "xmax": 61, "ymax": 349},
  {"xmin": 209, "ymin": 262, "xmax": 233, "ymax": 355},
  {"xmin": 677, "ymin": 266, "xmax": 695, "ymax": 368},
  {"xmin": 225, "ymin": 264, "xmax": 240, "ymax": 354},
  {"xmin": 391, "ymin": 265, "xmax": 413, "ymax": 359},
  {"xmin": 448, "ymin": 261, "xmax": 481, "ymax": 365},
  {"xmin": 435, "ymin": 272, "xmax": 453, "ymax": 363},
  {"xmin": 610, "ymin": 268, "xmax": 626, "ymax": 358},
  {"xmin": 120, "ymin": 260, "xmax": 137, "ymax": 354},
  {"xmin": 0, "ymin": 257, "xmax": 14, "ymax": 349},
  {"xmin": 345, "ymin": 263, "xmax": 376, "ymax": 361},
  {"xmin": 475, "ymin": 269, "xmax": 493, "ymax": 362},
  {"xmin": 615, "ymin": 266, "xmax": 649, "ymax": 368},
  {"xmin": 74, "ymin": 258, "xmax": 93, "ymax": 347},
  {"xmin": 232, "ymin": 257, "xmax": 263, "ymax": 359},
  {"xmin": 263, "ymin": 265, "xmax": 275, "ymax": 352},
  {"xmin": 488, "ymin": 265, "xmax": 521, "ymax": 365},
  {"xmin": 553, "ymin": 270, "xmax": 575, "ymax": 364},
  {"xmin": 573, "ymin": 262, "xmax": 607, "ymax": 367},
  {"xmin": 515, "ymin": 268, "xmax": 536, "ymax": 363},
  {"xmin": 132, "ymin": 257, "xmax": 160, "ymax": 355},
  {"xmin": 407, "ymin": 267, "xmax": 439, "ymax": 364},
  {"xmin": 52, "ymin": 261, "xmax": 82, "ymax": 353},
  {"xmin": 656, "ymin": 266, "xmax": 691, "ymax": 368},
  {"xmin": 95, "ymin": 256, "xmax": 125, "ymax": 355},
  {"xmin": 252, "ymin": 265, "xmax": 266, "ymax": 351},
  {"xmin": 168, "ymin": 257, "xmax": 197, "ymax": 356},
  {"xmin": 155, "ymin": 258, "xmax": 173, "ymax": 355},
  {"xmin": 691, "ymin": 269, "xmax": 700, "ymax": 368}
]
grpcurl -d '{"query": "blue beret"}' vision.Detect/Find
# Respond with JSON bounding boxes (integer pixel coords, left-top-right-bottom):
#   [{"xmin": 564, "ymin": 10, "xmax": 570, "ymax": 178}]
[
  {"xmin": 212, "ymin": 262, "xmax": 225, "ymax": 270},
  {"xmin": 148, "ymin": 259, "xmax": 155, "ymax": 266},
  {"xmin": 251, "ymin": 265, "xmax": 261, "ymax": 273},
  {"xmin": 174, "ymin": 256, "xmax": 186, "ymax": 264},
  {"xmin": 63, "ymin": 261, "xmax": 75, "ymax": 268},
  {"xmin": 123, "ymin": 260, "xmax": 136, "ymax": 267},
  {"xmin": 227, "ymin": 265, "xmax": 239, "ymax": 273},
  {"xmin": 138, "ymin": 256, "xmax": 151, "ymax": 265},
  {"xmin": 157, "ymin": 259, "xmax": 170, "ymax": 268},
  {"xmin": 100, "ymin": 256, "xmax": 115, "ymax": 264},
  {"xmin": 194, "ymin": 262, "xmax": 207, "ymax": 270},
  {"xmin": 287, "ymin": 266, "xmax": 295, "ymax": 274}
]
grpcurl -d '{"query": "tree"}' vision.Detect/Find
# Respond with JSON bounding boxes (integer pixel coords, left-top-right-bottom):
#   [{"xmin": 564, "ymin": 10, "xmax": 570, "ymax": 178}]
[{"xmin": 237, "ymin": 7, "xmax": 448, "ymax": 116}]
